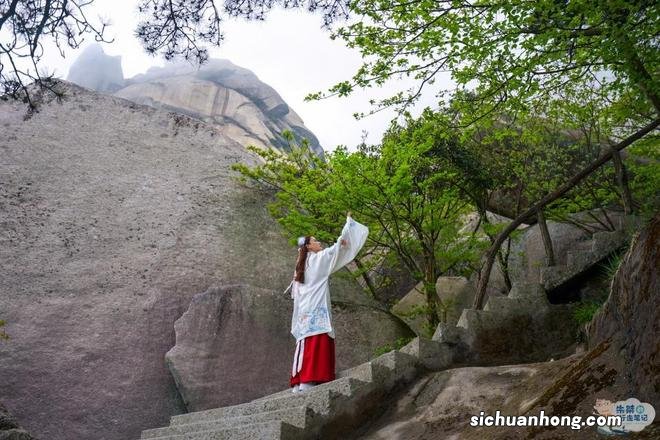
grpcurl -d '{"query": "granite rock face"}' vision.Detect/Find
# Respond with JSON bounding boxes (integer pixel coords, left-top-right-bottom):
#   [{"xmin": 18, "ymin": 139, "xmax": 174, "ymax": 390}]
[
  {"xmin": 355, "ymin": 360, "xmax": 576, "ymax": 439},
  {"xmin": 506, "ymin": 211, "xmax": 627, "ymax": 286},
  {"xmin": 116, "ymin": 59, "xmax": 324, "ymax": 157},
  {"xmin": 589, "ymin": 214, "xmax": 659, "ymax": 405},
  {"xmin": 165, "ymin": 283, "xmax": 411, "ymax": 412},
  {"xmin": 165, "ymin": 284, "xmax": 293, "ymax": 412},
  {"xmin": 0, "ymin": 81, "xmax": 410, "ymax": 440}
]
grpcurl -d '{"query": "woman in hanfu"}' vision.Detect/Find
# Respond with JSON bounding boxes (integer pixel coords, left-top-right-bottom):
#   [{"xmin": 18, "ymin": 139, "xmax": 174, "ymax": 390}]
[{"xmin": 288, "ymin": 213, "xmax": 369, "ymax": 393}]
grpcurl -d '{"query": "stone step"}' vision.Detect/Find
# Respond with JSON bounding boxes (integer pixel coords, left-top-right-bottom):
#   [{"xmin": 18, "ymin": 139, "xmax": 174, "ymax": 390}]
[
  {"xmin": 251, "ymin": 387, "xmax": 298, "ymax": 403},
  {"xmin": 143, "ymin": 344, "xmax": 429, "ymax": 440},
  {"xmin": 170, "ymin": 377, "xmax": 366, "ymax": 426},
  {"xmin": 485, "ymin": 295, "xmax": 550, "ymax": 317},
  {"xmin": 336, "ymin": 360, "xmax": 375, "ymax": 383},
  {"xmin": 566, "ymin": 250, "xmax": 591, "ymax": 270},
  {"xmin": 136, "ymin": 420, "xmax": 303, "ymax": 440},
  {"xmin": 369, "ymin": 347, "xmax": 419, "ymax": 387},
  {"xmin": 592, "ymin": 230, "xmax": 625, "ymax": 255},
  {"xmin": 141, "ymin": 406, "xmax": 312, "ymax": 439},
  {"xmin": 457, "ymin": 308, "xmax": 495, "ymax": 332},
  {"xmin": 253, "ymin": 361, "xmax": 376, "ymax": 404},
  {"xmin": 398, "ymin": 337, "xmax": 453, "ymax": 371},
  {"xmin": 508, "ymin": 283, "xmax": 546, "ymax": 300}
]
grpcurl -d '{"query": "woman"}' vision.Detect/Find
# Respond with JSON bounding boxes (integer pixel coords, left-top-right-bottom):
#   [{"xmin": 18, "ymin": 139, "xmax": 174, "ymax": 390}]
[{"xmin": 288, "ymin": 212, "xmax": 369, "ymax": 393}]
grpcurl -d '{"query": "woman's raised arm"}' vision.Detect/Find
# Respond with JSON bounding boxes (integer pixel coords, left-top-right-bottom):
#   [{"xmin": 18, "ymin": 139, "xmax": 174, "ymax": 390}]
[{"xmin": 327, "ymin": 215, "xmax": 369, "ymax": 275}]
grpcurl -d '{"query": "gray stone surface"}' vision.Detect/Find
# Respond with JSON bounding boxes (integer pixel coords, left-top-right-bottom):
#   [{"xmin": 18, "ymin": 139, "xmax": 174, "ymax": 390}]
[
  {"xmin": 398, "ymin": 337, "xmax": 453, "ymax": 371},
  {"xmin": 141, "ymin": 333, "xmax": 447, "ymax": 440},
  {"xmin": 141, "ymin": 406, "xmax": 311, "ymax": 438},
  {"xmin": 0, "ymin": 81, "xmax": 410, "ymax": 440},
  {"xmin": 166, "ymin": 284, "xmax": 410, "ymax": 412},
  {"xmin": 589, "ymin": 214, "xmax": 659, "ymax": 405},
  {"xmin": 456, "ymin": 283, "xmax": 578, "ymax": 365},
  {"xmin": 65, "ymin": 45, "xmax": 323, "ymax": 157},
  {"xmin": 142, "ymin": 420, "xmax": 303, "ymax": 440},
  {"xmin": 165, "ymin": 284, "xmax": 292, "ymax": 412},
  {"xmin": 115, "ymin": 58, "xmax": 324, "ymax": 157},
  {"xmin": 352, "ymin": 359, "xmax": 576, "ymax": 439},
  {"xmin": 507, "ymin": 211, "xmax": 628, "ymax": 289}
]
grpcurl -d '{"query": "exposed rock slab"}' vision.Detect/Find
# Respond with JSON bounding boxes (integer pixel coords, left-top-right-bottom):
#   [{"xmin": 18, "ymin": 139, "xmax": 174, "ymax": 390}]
[
  {"xmin": 166, "ymin": 284, "xmax": 412, "ymax": 412},
  {"xmin": 0, "ymin": 81, "xmax": 410, "ymax": 440},
  {"xmin": 589, "ymin": 214, "xmax": 659, "ymax": 405},
  {"xmin": 67, "ymin": 45, "xmax": 323, "ymax": 156}
]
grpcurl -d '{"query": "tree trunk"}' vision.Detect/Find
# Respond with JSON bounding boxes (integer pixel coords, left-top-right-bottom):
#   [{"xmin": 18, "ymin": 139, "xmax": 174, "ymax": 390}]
[
  {"xmin": 473, "ymin": 118, "xmax": 660, "ymax": 310},
  {"xmin": 353, "ymin": 257, "xmax": 378, "ymax": 299},
  {"xmin": 537, "ymin": 208, "xmax": 556, "ymax": 266},
  {"xmin": 497, "ymin": 242, "xmax": 513, "ymax": 291},
  {"xmin": 610, "ymin": 147, "xmax": 634, "ymax": 214},
  {"xmin": 480, "ymin": 207, "xmax": 513, "ymax": 292},
  {"xmin": 424, "ymin": 280, "xmax": 440, "ymax": 331}
]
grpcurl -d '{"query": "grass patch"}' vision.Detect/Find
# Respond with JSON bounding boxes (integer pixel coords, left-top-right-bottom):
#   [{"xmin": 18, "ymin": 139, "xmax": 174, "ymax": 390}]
[{"xmin": 572, "ymin": 301, "xmax": 602, "ymax": 325}]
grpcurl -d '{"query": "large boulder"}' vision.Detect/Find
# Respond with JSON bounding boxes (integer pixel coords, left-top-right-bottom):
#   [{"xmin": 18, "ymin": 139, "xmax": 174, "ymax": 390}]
[
  {"xmin": 506, "ymin": 210, "xmax": 628, "ymax": 287},
  {"xmin": 166, "ymin": 284, "xmax": 412, "ymax": 411},
  {"xmin": 65, "ymin": 45, "xmax": 323, "ymax": 157},
  {"xmin": 0, "ymin": 81, "xmax": 411, "ymax": 440},
  {"xmin": 588, "ymin": 214, "xmax": 659, "ymax": 405},
  {"xmin": 115, "ymin": 58, "xmax": 324, "ymax": 157}
]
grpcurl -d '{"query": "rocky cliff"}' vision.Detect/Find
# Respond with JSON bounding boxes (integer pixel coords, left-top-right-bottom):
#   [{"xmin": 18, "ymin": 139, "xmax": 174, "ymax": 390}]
[
  {"xmin": 0, "ymin": 80, "xmax": 410, "ymax": 440},
  {"xmin": 66, "ymin": 45, "xmax": 324, "ymax": 157}
]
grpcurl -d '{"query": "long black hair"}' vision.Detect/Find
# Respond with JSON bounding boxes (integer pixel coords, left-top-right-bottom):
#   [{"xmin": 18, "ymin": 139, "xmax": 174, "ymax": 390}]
[{"xmin": 294, "ymin": 236, "xmax": 311, "ymax": 283}]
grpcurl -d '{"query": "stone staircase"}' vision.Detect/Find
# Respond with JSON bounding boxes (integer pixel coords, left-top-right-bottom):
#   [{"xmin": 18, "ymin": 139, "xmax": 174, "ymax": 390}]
[
  {"xmin": 137, "ymin": 338, "xmax": 453, "ymax": 440},
  {"xmin": 455, "ymin": 282, "xmax": 552, "ymax": 342},
  {"xmin": 435, "ymin": 221, "xmax": 633, "ymax": 365},
  {"xmin": 539, "ymin": 228, "xmax": 628, "ymax": 291},
  {"xmin": 448, "ymin": 282, "xmax": 578, "ymax": 364},
  {"xmin": 137, "ymin": 220, "xmax": 635, "ymax": 440}
]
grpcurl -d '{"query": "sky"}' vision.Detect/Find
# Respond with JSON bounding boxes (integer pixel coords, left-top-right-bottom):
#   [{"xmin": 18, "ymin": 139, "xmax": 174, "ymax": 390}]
[{"xmin": 30, "ymin": 0, "xmax": 453, "ymax": 152}]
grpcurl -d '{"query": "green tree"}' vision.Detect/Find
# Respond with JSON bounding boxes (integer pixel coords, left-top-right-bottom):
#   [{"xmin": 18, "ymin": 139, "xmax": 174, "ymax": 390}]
[
  {"xmin": 331, "ymin": 112, "xmax": 483, "ymax": 329},
  {"xmin": 160, "ymin": 0, "xmax": 655, "ymax": 308},
  {"xmin": 233, "ymin": 116, "xmax": 484, "ymax": 330}
]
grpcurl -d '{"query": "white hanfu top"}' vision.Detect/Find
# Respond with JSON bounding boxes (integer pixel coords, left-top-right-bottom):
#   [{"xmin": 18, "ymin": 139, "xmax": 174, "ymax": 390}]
[{"xmin": 290, "ymin": 216, "xmax": 369, "ymax": 343}]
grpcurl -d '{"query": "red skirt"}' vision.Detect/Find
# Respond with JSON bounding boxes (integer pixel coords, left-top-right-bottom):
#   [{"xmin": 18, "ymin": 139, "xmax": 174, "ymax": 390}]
[{"xmin": 290, "ymin": 333, "xmax": 336, "ymax": 387}]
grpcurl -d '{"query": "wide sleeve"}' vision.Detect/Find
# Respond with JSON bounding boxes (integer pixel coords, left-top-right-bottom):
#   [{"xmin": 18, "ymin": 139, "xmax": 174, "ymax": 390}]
[{"xmin": 326, "ymin": 216, "xmax": 369, "ymax": 275}]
